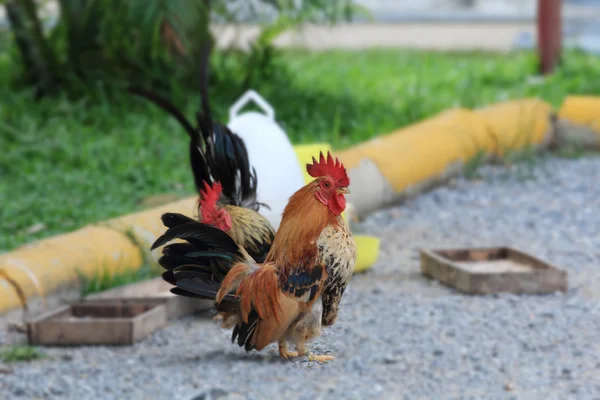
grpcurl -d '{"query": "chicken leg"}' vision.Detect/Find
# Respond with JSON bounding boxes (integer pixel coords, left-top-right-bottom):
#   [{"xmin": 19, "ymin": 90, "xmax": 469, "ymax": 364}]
[{"xmin": 278, "ymin": 340, "xmax": 299, "ymax": 359}]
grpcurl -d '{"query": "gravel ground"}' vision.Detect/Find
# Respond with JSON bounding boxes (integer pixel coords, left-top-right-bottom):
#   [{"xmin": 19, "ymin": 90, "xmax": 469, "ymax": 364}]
[{"xmin": 1, "ymin": 156, "xmax": 600, "ymax": 400}]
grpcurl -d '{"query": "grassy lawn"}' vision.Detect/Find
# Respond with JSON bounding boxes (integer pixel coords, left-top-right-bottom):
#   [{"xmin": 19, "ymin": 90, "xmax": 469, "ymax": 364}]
[{"xmin": 2, "ymin": 48, "xmax": 600, "ymax": 252}]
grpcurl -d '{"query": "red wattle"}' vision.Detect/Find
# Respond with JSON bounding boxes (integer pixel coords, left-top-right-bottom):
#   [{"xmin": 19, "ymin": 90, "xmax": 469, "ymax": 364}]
[{"xmin": 329, "ymin": 193, "xmax": 346, "ymax": 216}]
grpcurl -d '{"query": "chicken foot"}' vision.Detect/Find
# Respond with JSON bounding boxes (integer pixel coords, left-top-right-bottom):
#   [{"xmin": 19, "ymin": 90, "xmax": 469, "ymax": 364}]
[
  {"xmin": 278, "ymin": 340, "xmax": 299, "ymax": 359},
  {"xmin": 296, "ymin": 341, "xmax": 335, "ymax": 363}
]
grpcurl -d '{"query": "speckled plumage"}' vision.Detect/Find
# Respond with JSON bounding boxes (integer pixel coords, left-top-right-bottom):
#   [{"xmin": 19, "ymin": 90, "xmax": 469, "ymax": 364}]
[
  {"xmin": 218, "ymin": 205, "xmax": 275, "ymax": 263},
  {"xmin": 317, "ymin": 216, "xmax": 356, "ymax": 326},
  {"xmin": 285, "ymin": 299, "xmax": 323, "ymax": 351},
  {"xmin": 284, "ymin": 215, "xmax": 356, "ymax": 352}
]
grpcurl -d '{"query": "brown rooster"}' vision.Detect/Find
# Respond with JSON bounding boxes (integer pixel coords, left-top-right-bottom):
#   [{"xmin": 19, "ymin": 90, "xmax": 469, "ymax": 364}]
[
  {"xmin": 152, "ymin": 151, "xmax": 356, "ymax": 362},
  {"xmin": 127, "ymin": 44, "xmax": 275, "ymax": 263}
]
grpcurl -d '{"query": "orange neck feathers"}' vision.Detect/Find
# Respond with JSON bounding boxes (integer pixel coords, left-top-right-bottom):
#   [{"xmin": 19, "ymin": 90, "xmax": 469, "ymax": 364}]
[{"xmin": 265, "ymin": 181, "xmax": 338, "ymax": 266}]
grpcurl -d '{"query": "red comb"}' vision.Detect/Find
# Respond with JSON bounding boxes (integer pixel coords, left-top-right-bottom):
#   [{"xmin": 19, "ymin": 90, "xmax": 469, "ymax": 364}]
[
  {"xmin": 198, "ymin": 181, "xmax": 222, "ymax": 210},
  {"xmin": 306, "ymin": 151, "xmax": 349, "ymax": 187}
]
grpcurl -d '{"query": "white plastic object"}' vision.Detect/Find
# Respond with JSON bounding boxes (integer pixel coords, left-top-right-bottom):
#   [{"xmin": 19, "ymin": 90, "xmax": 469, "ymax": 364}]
[{"xmin": 227, "ymin": 90, "xmax": 305, "ymax": 230}]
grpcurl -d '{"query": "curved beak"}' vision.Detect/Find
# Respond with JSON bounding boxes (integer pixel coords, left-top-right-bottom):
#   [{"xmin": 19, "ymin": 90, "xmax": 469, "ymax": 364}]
[{"xmin": 338, "ymin": 187, "xmax": 350, "ymax": 195}]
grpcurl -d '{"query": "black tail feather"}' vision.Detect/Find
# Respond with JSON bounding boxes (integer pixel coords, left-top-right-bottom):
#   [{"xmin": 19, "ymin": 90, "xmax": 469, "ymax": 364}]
[
  {"xmin": 161, "ymin": 242, "xmax": 196, "ymax": 255},
  {"xmin": 169, "ymin": 283, "xmax": 239, "ymax": 313},
  {"xmin": 126, "ymin": 43, "xmax": 265, "ymax": 211},
  {"xmin": 161, "ymin": 212, "xmax": 197, "ymax": 229},
  {"xmin": 231, "ymin": 309, "xmax": 258, "ymax": 351},
  {"xmin": 197, "ymin": 38, "xmax": 213, "ymax": 140},
  {"xmin": 204, "ymin": 123, "xmax": 260, "ymax": 210},
  {"xmin": 126, "ymin": 86, "xmax": 213, "ymax": 192},
  {"xmin": 154, "ymin": 214, "xmax": 262, "ymax": 352},
  {"xmin": 152, "ymin": 214, "xmax": 244, "ymax": 313},
  {"xmin": 126, "ymin": 86, "xmax": 197, "ymax": 139},
  {"xmin": 151, "ymin": 219, "xmax": 240, "ymax": 254}
]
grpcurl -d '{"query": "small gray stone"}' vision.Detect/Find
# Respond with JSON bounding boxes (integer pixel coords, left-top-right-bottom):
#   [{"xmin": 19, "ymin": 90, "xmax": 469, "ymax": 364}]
[{"xmin": 190, "ymin": 388, "xmax": 232, "ymax": 400}]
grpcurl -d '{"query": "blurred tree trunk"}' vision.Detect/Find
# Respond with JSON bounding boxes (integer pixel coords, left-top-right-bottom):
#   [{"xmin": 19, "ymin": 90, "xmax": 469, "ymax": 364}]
[
  {"xmin": 57, "ymin": 0, "xmax": 103, "ymax": 81},
  {"xmin": 5, "ymin": 0, "xmax": 59, "ymax": 98},
  {"xmin": 537, "ymin": 0, "xmax": 562, "ymax": 74}
]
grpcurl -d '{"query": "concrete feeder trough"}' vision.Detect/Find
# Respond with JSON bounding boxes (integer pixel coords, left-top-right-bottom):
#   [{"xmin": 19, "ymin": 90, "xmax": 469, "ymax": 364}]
[
  {"xmin": 27, "ymin": 301, "xmax": 167, "ymax": 346},
  {"xmin": 420, "ymin": 246, "xmax": 568, "ymax": 295},
  {"xmin": 84, "ymin": 277, "xmax": 212, "ymax": 320}
]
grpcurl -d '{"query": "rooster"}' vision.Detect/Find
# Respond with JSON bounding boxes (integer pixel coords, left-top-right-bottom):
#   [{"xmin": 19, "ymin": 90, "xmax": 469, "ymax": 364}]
[
  {"xmin": 127, "ymin": 47, "xmax": 275, "ymax": 263},
  {"xmin": 152, "ymin": 151, "xmax": 356, "ymax": 362}
]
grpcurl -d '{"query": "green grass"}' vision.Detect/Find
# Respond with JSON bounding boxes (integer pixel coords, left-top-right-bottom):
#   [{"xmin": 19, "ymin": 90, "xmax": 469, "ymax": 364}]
[
  {"xmin": 0, "ymin": 345, "xmax": 45, "ymax": 363},
  {"xmin": 77, "ymin": 229, "xmax": 161, "ymax": 296},
  {"xmin": 78, "ymin": 263, "xmax": 161, "ymax": 296},
  {"xmin": 2, "ymin": 48, "xmax": 600, "ymax": 252}
]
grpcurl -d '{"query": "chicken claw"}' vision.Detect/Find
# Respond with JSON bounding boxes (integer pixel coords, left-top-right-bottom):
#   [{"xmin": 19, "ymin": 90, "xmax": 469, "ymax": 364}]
[
  {"xmin": 308, "ymin": 353, "xmax": 335, "ymax": 362},
  {"xmin": 278, "ymin": 341, "xmax": 299, "ymax": 360}
]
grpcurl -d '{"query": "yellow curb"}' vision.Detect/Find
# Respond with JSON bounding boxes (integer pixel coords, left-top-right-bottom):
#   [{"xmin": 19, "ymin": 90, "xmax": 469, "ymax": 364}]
[
  {"xmin": 100, "ymin": 197, "xmax": 199, "ymax": 261},
  {"xmin": 338, "ymin": 99, "xmax": 553, "ymax": 193},
  {"xmin": 337, "ymin": 108, "xmax": 492, "ymax": 193},
  {"xmin": 558, "ymin": 96, "xmax": 600, "ymax": 133},
  {"xmin": 476, "ymin": 98, "xmax": 554, "ymax": 154},
  {"xmin": 0, "ymin": 274, "xmax": 24, "ymax": 313},
  {"xmin": 0, "ymin": 200, "xmax": 202, "ymax": 315},
  {"xmin": 0, "ymin": 225, "xmax": 142, "ymax": 312},
  {"xmin": 335, "ymin": 99, "xmax": 554, "ymax": 217}
]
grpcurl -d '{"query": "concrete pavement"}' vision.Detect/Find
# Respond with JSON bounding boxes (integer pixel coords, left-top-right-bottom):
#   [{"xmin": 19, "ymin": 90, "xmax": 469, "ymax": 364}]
[{"xmin": 212, "ymin": 22, "xmax": 534, "ymax": 53}]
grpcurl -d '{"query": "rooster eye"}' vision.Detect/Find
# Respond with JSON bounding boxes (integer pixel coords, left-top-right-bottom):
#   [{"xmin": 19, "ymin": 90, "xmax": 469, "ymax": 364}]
[{"xmin": 323, "ymin": 181, "xmax": 331, "ymax": 188}]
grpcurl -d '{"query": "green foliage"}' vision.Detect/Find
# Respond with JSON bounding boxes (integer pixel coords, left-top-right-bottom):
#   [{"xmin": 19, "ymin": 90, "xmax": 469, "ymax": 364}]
[
  {"xmin": 555, "ymin": 140, "xmax": 591, "ymax": 159},
  {"xmin": 3, "ymin": 0, "xmax": 365, "ymax": 96},
  {"xmin": 56, "ymin": 0, "xmax": 211, "ymax": 85},
  {"xmin": 463, "ymin": 150, "xmax": 488, "ymax": 180},
  {"xmin": 4, "ymin": 0, "xmax": 60, "ymax": 96},
  {"xmin": 0, "ymin": 345, "xmax": 45, "ymax": 363}
]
